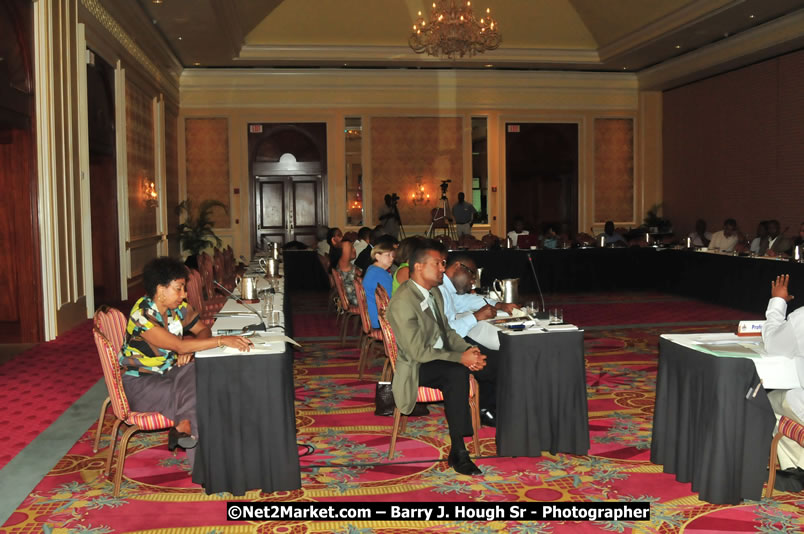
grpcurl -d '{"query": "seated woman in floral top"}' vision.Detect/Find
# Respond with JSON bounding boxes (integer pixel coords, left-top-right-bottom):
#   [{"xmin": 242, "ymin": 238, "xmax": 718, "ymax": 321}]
[{"xmin": 120, "ymin": 257, "xmax": 252, "ymax": 471}]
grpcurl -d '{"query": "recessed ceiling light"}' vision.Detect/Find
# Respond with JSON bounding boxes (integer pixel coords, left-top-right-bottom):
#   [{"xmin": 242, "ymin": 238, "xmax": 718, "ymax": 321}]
[
  {"xmin": 749, "ymin": 14, "xmax": 754, "ymax": 19},
  {"xmin": 152, "ymin": 0, "xmax": 163, "ymax": 4},
  {"xmin": 193, "ymin": 62, "xmax": 201, "ymax": 66},
  {"xmin": 485, "ymin": 64, "xmax": 493, "ymax": 68},
  {"xmin": 622, "ymin": 67, "xmax": 627, "ymax": 70},
  {"xmin": 675, "ymin": 44, "xmax": 681, "ymax": 49},
  {"xmin": 177, "ymin": 36, "xmax": 182, "ymax": 41}
]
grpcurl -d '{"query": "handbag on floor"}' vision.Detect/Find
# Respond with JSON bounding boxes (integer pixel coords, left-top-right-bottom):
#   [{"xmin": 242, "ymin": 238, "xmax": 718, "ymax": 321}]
[{"xmin": 374, "ymin": 381, "xmax": 395, "ymax": 416}]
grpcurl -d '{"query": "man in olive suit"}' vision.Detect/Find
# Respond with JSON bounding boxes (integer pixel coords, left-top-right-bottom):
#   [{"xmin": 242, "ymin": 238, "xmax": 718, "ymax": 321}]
[{"xmin": 387, "ymin": 240, "xmax": 487, "ymax": 476}]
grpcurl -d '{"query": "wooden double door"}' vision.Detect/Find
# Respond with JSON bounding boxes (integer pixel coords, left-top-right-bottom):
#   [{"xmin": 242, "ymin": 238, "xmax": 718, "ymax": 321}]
[{"xmin": 255, "ymin": 175, "xmax": 323, "ymax": 248}]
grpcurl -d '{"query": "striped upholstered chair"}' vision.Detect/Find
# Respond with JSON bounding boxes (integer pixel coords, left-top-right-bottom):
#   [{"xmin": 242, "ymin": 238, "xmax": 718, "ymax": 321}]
[
  {"xmin": 376, "ymin": 303, "xmax": 480, "ymax": 460},
  {"xmin": 92, "ymin": 306, "xmax": 128, "ymax": 454},
  {"xmin": 353, "ymin": 277, "xmax": 385, "ymax": 380},
  {"xmin": 765, "ymin": 416, "xmax": 804, "ymax": 497},
  {"xmin": 332, "ymin": 268, "xmax": 361, "ymax": 346},
  {"xmin": 93, "ymin": 314, "xmax": 174, "ymax": 497},
  {"xmin": 186, "ymin": 268, "xmax": 215, "ymax": 327}
]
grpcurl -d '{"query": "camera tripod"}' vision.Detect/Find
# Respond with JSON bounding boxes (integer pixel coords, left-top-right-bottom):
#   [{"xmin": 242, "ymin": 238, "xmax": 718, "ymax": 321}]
[{"xmin": 426, "ymin": 192, "xmax": 457, "ymax": 241}]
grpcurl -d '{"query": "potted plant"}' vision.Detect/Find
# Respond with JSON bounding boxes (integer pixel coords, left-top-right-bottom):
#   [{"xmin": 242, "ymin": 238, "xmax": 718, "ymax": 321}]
[
  {"xmin": 644, "ymin": 203, "xmax": 672, "ymax": 233},
  {"xmin": 176, "ymin": 199, "xmax": 227, "ymax": 268}
]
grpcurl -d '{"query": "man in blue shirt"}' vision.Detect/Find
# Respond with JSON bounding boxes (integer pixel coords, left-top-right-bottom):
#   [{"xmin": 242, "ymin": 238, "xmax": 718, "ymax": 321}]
[{"xmin": 437, "ymin": 254, "xmax": 519, "ymax": 426}]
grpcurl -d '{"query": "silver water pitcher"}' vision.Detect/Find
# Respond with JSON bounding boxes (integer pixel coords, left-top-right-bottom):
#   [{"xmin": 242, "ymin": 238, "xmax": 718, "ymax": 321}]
[
  {"xmin": 490, "ymin": 278, "xmax": 519, "ymax": 304},
  {"xmin": 237, "ymin": 275, "xmax": 258, "ymax": 300}
]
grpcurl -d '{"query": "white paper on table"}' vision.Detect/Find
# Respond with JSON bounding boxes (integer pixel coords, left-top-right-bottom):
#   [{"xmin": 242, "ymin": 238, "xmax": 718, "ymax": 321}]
[{"xmin": 544, "ymin": 324, "xmax": 579, "ymax": 331}]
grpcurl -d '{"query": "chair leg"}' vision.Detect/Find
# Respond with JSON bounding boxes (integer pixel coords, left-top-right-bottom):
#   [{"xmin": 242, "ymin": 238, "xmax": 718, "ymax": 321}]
[
  {"xmin": 381, "ymin": 356, "xmax": 392, "ymax": 382},
  {"xmin": 389, "ymin": 408, "xmax": 402, "ymax": 459},
  {"xmin": 105, "ymin": 419, "xmax": 122, "ymax": 476},
  {"xmin": 357, "ymin": 335, "xmax": 368, "ymax": 380},
  {"xmin": 765, "ymin": 432, "xmax": 784, "ymax": 498},
  {"xmin": 470, "ymin": 376, "xmax": 480, "ymax": 455},
  {"xmin": 339, "ymin": 314, "xmax": 348, "ymax": 346},
  {"xmin": 112, "ymin": 425, "xmax": 140, "ymax": 497},
  {"xmin": 93, "ymin": 397, "xmax": 111, "ymax": 453}
]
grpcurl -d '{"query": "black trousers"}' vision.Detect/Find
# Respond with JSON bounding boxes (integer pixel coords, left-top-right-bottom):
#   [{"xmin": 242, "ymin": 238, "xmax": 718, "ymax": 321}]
[
  {"xmin": 418, "ymin": 359, "xmax": 473, "ymax": 447},
  {"xmin": 467, "ymin": 336, "xmax": 499, "ymax": 411}
]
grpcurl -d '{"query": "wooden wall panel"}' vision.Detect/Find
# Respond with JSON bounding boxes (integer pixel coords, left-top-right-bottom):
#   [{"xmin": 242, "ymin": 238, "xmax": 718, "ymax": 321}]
[
  {"xmin": 594, "ymin": 118, "xmax": 634, "ymax": 223},
  {"xmin": 370, "ymin": 117, "xmax": 463, "ymax": 226},
  {"xmin": 663, "ymin": 50, "xmax": 804, "ymax": 239},
  {"xmin": 164, "ymin": 103, "xmax": 180, "ymax": 254},
  {"xmin": 184, "ymin": 118, "xmax": 230, "ymax": 228},
  {"xmin": 125, "ymin": 78, "xmax": 156, "ymax": 238}
]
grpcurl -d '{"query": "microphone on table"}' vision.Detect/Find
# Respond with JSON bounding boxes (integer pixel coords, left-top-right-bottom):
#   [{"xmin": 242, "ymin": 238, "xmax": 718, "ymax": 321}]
[
  {"xmin": 526, "ymin": 253, "xmax": 548, "ymax": 319},
  {"xmin": 213, "ymin": 280, "xmax": 266, "ymax": 332}
]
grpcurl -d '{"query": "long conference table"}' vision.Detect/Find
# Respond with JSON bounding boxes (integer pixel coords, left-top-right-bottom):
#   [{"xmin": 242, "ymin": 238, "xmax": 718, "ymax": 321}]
[
  {"xmin": 286, "ymin": 247, "xmax": 804, "ymax": 315},
  {"xmin": 192, "ymin": 260, "xmax": 301, "ymax": 496}
]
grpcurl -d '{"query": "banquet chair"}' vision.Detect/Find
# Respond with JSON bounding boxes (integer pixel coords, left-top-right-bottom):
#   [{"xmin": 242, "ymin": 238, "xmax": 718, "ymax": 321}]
[
  {"xmin": 765, "ymin": 416, "xmax": 804, "ymax": 497},
  {"xmin": 374, "ymin": 285, "xmax": 392, "ymax": 381},
  {"xmin": 186, "ymin": 268, "xmax": 215, "ymax": 327},
  {"xmin": 353, "ymin": 277, "xmax": 385, "ymax": 380},
  {"xmin": 332, "ymin": 268, "xmax": 361, "ymax": 346},
  {"xmin": 92, "ymin": 306, "xmax": 128, "ymax": 453},
  {"xmin": 197, "ymin": 252, "xmax": 227, "ymax": 312},
  {"xmin": 376, "ymin": 306, "xmax": 480, "ymax": 459},
  {"xmin": 92, "ymin": 319, "xmax": 175, "ymax": 497}
]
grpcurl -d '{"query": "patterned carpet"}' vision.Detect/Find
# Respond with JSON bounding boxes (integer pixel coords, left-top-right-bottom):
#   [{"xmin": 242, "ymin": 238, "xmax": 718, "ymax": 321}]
[{"xmin": 2, "ymin": 291, "xmax": 803, "ymax": 533}]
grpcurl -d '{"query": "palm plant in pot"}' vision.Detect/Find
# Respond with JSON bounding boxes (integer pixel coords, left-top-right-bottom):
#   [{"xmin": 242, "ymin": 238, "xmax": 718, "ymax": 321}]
[{"xmin": 176, "ymin": 199, "xmax": 227, "ymax": 269}]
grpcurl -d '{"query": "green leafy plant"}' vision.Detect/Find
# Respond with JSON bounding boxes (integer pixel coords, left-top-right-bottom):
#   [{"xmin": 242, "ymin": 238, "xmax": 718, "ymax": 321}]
[
  {"xmin": 175, "ymin": 199, "xmax": 227, "ymax": 257},
  {"xmin": 644, "ymin": 203, "xmax": 671, "ymax": 231}
]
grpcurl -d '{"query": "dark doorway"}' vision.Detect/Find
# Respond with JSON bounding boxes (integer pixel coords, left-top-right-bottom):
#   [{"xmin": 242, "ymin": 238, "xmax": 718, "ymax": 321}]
[
  {"xmin": 0, "ymin": 0, "xmax": 43, "ymax": 343},
  {"xmin": 87, "ymin": 52, "xmax": 120, "ymax": 306},
  {"xmin": 249, "ymin": 124, "xmax": 327, "ymax": 249},
  {"xmin": 505, "ymin": 123, "xmax": 578, "ymax": 237}
]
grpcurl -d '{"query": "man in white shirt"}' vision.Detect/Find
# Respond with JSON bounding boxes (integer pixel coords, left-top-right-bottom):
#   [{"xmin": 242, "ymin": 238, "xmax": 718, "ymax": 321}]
[
  {"xmin": 708, "ymin": 218, "xmax": 739, "ymax": 252},
  {"xmin": 352, "ymin": 227, "xmax": 371, "ymax": 259},
  {"xmin": 507, "ymin": 217, "xmax": 529, "ymax": 247},
  {"xmin": 761, "ymin": 274, "xmax": 804, "ymax": 490},
  {"xmin": 688, "ymin": 219, "xmax": 712, "ymax": 248},
  {"xmin": 438, "ymin": 254, "xmax": 519, "ymax": 427}
]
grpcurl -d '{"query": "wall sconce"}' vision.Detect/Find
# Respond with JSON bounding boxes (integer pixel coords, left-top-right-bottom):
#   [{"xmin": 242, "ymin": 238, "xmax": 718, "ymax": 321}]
[
  {"xmin": 143, "ymin": 177, "xmax": 159, "ymax": 208},
  {"xmin": 409, "ymin": 177, "xmax": 430, "ymax": 206}
]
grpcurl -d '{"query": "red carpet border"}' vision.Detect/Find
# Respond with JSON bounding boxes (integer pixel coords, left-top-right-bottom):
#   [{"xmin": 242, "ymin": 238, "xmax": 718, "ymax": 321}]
[{"xmin": 2, "ymin": 293, "xmax": 802, "ymax": 533}]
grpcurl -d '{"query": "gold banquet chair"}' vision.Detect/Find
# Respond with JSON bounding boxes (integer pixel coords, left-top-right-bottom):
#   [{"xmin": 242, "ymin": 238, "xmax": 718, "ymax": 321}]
[
  {"xmin": 92, "ymin": 319, "xmax": 174, "ymax": 497},
  {"xmin": 353, "ymin": 277, "xmax": 385, "ymax": 380},
  {"xmin": 376, "ymin": 303, "xmax": 480, "ymax": 460},
  {"xmin": 92, "ymin": 306, "xmax": 128, "ymax": 454},
  {"xmin": 332, "ymin": 268, "xmax": 361, "ymax": 346},
  {"xmin": 765, "ymin": 416, "xmax": 804, "ymax": 497}
]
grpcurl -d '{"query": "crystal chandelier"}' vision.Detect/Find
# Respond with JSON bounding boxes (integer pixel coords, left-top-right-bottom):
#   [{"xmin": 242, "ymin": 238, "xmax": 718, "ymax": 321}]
[{"xmin": 409, "ymin": 0, "xmax": 501, "ymax": 60}]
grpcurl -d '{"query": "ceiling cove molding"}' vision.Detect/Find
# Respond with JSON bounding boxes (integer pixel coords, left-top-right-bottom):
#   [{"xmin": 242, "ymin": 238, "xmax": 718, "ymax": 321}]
[
  {"xmin": 598, "ymin": 0, "xmax": 742, "ymax": 61},
  {"xmin": 236, "ymin": 44, "xmax": 600, "ymax": 65},
  {"xmin": 179, "ymin": 69, "xmax": 639, "ymax": 111},
  {"xmin": 638, "ymin": 8, "xmax": 804, "ymax": 90},
  {"xmin": 80, "ymin": 0, "xmax": 165, "ymax": 82},
  {"xmin": 211, "ymin": 0, "xmax": 246, "ymax": 59}
]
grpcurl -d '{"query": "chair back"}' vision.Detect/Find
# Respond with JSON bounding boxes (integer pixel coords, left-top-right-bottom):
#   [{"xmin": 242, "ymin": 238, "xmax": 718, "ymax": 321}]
[
  {"xmin": 186, "ymin": 268, "xmax": 204, "ymax": 313},
  {"xmin": 376, "ymin": 305, "xmax": 399, "ymax": 372},
  {"xmin": 92, "ymin": 319, "xmax": 131, "ymax": 422},
  {"xmin": 332, "ymin": 268, "xmax": 351, "ymax": 312},
  {"xmin": 223, "ymin": 246, "xmax": 236, "ymax": 288},
  {"xmin": 375, "ymin": 284, "xmax": 390, "ymax": 314},
  {"xmin": 197, "ymin": 252, "xmax": 215, "ymax": 299},
  {"xmin": 212, "ymin": 248, "xmax": 226, "ymax": 288},
  {"xmin": 94, "ymin": 305, "xmax": 128, "ymax": 354},
  {"xmin": 353, "ymin": 277, "xmax": 373, "ymax": 334}
]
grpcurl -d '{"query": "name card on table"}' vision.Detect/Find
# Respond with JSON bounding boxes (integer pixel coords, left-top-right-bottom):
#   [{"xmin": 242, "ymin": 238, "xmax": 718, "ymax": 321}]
[{"xmin": 737, "ymin": 320, "xmax": 765, "ymax": 337}]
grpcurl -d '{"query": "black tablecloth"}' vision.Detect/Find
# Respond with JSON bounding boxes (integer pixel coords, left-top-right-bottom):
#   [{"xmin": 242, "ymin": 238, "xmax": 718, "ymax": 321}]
[
  {"xmin": 192, "ymin": 290, "xmax": 301, "ymax": 496},
  {"xmin": 496, "ymin": 330, "xmax": 590, "ymax": 457},
  {"xmin": 650, "ymin": 337, "xmax": 776, "ymax": 504}
]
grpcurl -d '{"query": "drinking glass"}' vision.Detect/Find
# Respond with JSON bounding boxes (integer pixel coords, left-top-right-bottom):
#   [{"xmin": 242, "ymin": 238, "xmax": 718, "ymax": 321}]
[
  {"xmin": 549, "ymin": 308, "xmax": 563, "ymax": 324},
  {"xmin": 269, "ymin": 310, "xmax": 284, "ymax": 327}
]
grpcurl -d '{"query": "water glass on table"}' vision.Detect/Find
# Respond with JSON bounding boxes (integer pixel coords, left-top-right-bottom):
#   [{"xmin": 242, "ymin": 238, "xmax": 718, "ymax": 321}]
[{"xmin": 549, "ymin": 308, "xmax": 564, "ymax": 324}]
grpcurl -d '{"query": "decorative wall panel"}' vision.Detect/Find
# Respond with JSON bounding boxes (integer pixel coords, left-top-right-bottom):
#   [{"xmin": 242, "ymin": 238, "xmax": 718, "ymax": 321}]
[
  {"xmin": 184, "ymin": 118, "xmax": 230, "ymax": 228},
  {"xmin": 370, "ymin": 117, "xmax": 463, "ymax": 226},
  {"xmin": 663, "ymin": 50, "xmax": 804, "ymax": 238},
  {"xmin": 594, "ymin": 118, "xmax": 634, "ymax": 223},
  {"xmin": 125, "ymin": 78, "xmax": 156, "ymax": 238},
  {"xmin": 164, "ymin": 103, "xmax": 179, "ymax": 252}
]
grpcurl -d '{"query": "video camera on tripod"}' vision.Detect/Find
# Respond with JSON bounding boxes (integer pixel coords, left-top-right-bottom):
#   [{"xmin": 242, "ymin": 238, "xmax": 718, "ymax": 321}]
[{"xmin": 439, "ymin": 179, "xmax": 451, "ymax": 199}]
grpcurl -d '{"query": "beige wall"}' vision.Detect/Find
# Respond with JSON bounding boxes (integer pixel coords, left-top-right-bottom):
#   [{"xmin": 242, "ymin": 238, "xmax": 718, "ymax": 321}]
[
  {"xmin": 180, "ymin": 69, "xmax": 660, "ymax": 259},
  {"xmin": 663, "ymin": 49, "xmax": 804, "ymax": 240}
]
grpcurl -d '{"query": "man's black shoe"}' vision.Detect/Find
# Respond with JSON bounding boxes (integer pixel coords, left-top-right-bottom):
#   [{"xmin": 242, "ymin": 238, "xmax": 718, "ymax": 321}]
[
  {"xmin": 447, "ymin": 449, "xmax": 482, "ymax": 476},
  {"xmin": 479, "ymin": 408, "xmax": 496, "ymax": 427},
  {"xmin": 774, "ymin": 468, "xmax": 804, "ymax": 492}
]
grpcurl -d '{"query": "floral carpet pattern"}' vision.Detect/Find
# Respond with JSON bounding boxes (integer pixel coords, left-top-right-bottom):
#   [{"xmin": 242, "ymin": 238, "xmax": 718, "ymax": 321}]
[{"xmin": 3, "ymin": 292, "xmax": 803, "ymax": 533}]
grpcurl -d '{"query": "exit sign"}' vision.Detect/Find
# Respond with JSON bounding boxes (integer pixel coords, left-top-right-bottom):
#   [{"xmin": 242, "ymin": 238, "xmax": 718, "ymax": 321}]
[
  {"xmin": 507, "ymin": 124, "xmax": 520, "ymax": 133},
  {"xmin": 249, "ymin": 124, "xmax": 263, "ymax": 133}
]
